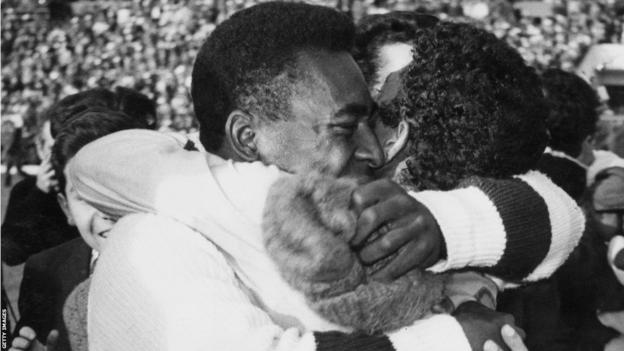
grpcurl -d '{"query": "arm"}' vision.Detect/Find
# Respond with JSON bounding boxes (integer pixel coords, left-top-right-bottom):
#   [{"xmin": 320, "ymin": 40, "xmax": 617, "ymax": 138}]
[
  {"xmin": 352, "ymin": 170, "xmax": 584, "ymax": 284},
  {"xmin": 89, "ymin": 213, "xmax": 472, "ymax": 351},
  {"xmin": 416, "ymin": 171, "xmax": 584, "ymax": 282},
  {"xmin": 1, "ymin": 178, "xmax": 78, "ymax": 265}
]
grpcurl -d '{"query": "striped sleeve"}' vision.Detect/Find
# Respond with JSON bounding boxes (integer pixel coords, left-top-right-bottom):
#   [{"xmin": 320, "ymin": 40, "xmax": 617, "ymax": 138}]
[{"xmin": 413, "ymin": 170, "xmax": 584, "ymax": 282}]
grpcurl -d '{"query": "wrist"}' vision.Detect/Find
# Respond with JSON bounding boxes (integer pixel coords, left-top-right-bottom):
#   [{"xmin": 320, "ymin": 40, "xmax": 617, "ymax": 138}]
[{"xmin": 387, "ymin": 314, "xmax": 471, "ymax": 351}]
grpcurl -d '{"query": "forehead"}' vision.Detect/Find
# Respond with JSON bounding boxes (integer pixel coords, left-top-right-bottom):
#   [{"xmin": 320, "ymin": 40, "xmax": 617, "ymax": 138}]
[{"xmin": 294, "ymin": 50, "xmax": 372, "ymax": 119}]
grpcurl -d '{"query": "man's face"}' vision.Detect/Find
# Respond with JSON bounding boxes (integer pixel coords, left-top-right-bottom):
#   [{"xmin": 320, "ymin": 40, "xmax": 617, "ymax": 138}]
[
  {"xmin": 253, "ymin": 50, "xmax": 384, "ymax": 179},
  {"xmin": 59, "ymin": 161, "xmax": 115, "ymax": 252},
  {"xmin": 373, "ymin": 68, "xmax": 411, "ymax": 180}
]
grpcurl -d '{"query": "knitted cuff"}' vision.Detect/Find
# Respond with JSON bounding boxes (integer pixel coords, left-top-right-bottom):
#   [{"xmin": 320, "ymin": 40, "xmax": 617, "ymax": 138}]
[
  {"xmin": 459, "ymin": 174, "xmax": 552, "ymax": 281},
  {"xmin": 387, "ymin": 314, "xmax": 471, "ymax": 351},
  {"xmin": 411, "ymin": 187, "xmax": 506, "ymax": 273},
  {"xmin": 514, "ymin": 171, "xmax": 584, "ymax": 282}
]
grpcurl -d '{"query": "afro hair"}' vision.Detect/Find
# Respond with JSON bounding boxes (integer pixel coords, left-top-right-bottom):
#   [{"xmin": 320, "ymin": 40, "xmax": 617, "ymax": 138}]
[
  {"xmin": 541, "ymin": 69, "xmax": 600, "ymax": 158},
  {"xmin": 191, "ymin": 2, "xmax": 355, "ymax": 152},
  {"xmin": 384, "ymin": 21, "xmax": 548, "ymax": 191}
]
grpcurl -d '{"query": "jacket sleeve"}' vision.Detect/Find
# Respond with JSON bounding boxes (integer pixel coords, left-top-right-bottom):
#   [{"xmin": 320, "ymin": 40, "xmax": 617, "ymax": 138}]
[
  {"xmin": 88, "ymin": 213, "xmax": 471, "ymax": 351},
  {"xmin": 1, "ymin": 178, "xmax": 78, "ymax": 265},
  {"xmin": 14, "ymin": 256, "xmax": 55, "ymax": 344},
  {"xmin": 414, "ymin": 170, "xmax": 584, "ymax": 283}
]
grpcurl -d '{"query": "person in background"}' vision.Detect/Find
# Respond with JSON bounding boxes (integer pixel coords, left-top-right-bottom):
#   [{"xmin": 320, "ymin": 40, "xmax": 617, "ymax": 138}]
[
  {"xmin": 9, "ymin": 108, "xmax": 148, "ymax": 351},
  {"xmin": 537, "ymin": 68, "xmax": 602, "ymax": 201},
  {"xmin": 1, "ymin": 87, "xmax": 156, "ymax": 265}
]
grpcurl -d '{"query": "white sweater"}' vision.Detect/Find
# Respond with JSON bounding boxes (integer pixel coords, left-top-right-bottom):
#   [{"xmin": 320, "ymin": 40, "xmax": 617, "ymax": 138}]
[{"xmin": 72, "ymin": 130, "xmax": 583, "ymax": 351}]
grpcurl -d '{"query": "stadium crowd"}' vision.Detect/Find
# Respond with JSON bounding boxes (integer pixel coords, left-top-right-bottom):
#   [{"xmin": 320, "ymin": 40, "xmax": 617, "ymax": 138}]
[
  {"xmin": 1, "ymin": 1, "xmax": 624, "ymax": 351},
  {"xmin": 1, "ymin": 0, "xmax": 623, "ymax": 168}
]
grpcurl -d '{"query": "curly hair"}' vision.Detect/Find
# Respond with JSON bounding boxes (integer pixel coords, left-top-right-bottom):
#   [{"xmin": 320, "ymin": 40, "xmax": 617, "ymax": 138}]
[
  {"xmin": 353, "ymin": 11, "xmax": 438, "ymax": 88},
  {"xmin": 542, "ymin": 69, "xmax": 600, "ymax": 157},
  {"xmin": 191, "ymin": 2, "xmax": 355, "ymax": 152},
  {"xmin": 387, "ymin": 21, "xmax": 548, "ymax": 191}
]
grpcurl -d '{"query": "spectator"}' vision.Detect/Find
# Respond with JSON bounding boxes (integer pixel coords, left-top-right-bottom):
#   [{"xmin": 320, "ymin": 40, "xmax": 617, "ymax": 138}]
[
  {"xmin": 1, "ymin": 87, "xmax": 156, "ymax": 266},
  {"xmin": 10, "ymin": 108, "xmax": 148, "ymax": 351}
]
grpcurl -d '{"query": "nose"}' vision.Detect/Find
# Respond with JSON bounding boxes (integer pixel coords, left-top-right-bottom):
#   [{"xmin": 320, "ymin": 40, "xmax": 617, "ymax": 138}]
[{"xmin": 353, "ymin": 122, "xmax": 385, "ymax": 169}]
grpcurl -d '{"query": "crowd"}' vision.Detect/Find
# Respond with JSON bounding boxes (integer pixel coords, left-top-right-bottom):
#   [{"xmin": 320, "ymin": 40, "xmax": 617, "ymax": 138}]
[
  {"xmin": 1, "ymin": 1, "xmax": 624, "ymax": 351},
  {"xmin": 1, "ymin": 0, "xmax": 624, "ymax": 169}
]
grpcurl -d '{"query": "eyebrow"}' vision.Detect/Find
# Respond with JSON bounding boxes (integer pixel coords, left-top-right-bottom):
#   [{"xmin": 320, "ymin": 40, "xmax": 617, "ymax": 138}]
[{"xmin": 334, "ymin": 103, "xmax": 372, "ymax": 120}]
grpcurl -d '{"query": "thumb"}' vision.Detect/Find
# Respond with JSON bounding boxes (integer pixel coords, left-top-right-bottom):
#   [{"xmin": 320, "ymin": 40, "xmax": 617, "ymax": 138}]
[{"xmin": 45, "ymin": 330, "xmax": 59, "ymax": 351}]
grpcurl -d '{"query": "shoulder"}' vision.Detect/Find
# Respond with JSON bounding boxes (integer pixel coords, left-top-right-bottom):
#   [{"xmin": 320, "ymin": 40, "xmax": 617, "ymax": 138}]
[
  {"xmin": 96, "ymin": 213, "xmax": 236, "ymax": 286},
  {"xmin": 24, "ymin": 238, "xmax": 90, "ymax": 274},
  {"xmin": 8, "ymin": 176, "xmax": 37, "ymax": 198}
]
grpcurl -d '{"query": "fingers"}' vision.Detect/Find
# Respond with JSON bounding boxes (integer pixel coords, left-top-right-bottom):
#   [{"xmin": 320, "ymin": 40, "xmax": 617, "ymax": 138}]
[
  {"xmin": 371, "ymin": 239, "xmax": 439, "ymax": 281},
  {"xmin": 483, "ymin": 340, "xmax": 503, "ymax": 351},
  {"xmin": 501, "ymin": 325, "xmax": 528, "ymax": 351},
  {"xmin": 10, "ymin": 336, "xmax": 32, "ymax": 350},
  {"xmin": 351, "ymin": 179, "xmax": 401, "ymax": 215},
  {"xmin": 352, "ymin": 199, "xmax": 403, "ymax": 246},
  {"xmin": 18, "ymin": 326, "xmax": 37, "ymax": 340},
  {"xmin": 46, "ymin": 330, "xmax": 60, "ymax": 351},
  {"xmin": 359, "ymin": 225, "xmax": 412, "ymax": 263}
]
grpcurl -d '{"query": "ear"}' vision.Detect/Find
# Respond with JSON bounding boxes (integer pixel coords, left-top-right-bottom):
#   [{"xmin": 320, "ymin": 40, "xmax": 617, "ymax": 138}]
[
  {"xmin": 57, "ymin": 193, "xmax": 75, "ymax": 226},
  {"xmin": 225, "ymin": 110, "xmax": 260, "ymax": 161},
  {"xmin": 384, "ymin": 120, "xmax": 410, "ymax": 163}
]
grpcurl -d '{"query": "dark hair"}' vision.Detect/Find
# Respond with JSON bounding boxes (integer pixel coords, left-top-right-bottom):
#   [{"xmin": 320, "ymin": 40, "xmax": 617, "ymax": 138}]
[
  {"xmin": 542, "ymin": 69, "xmax": 600, "ymax": 157},
  {"xmin": 191, "ymin": 2, "xmax": 355, "ymax": 152},
  {"xmin": 386, "ymin": 22, "xmax": 548, "ymax": 190},
  {"xmin": 47, "ymin": 88, "xmax": 156, "ymax": 137},
  {"xmin": 353, "ymin": 11, "xmax": 438, "ymax": 87},
  {"xmin": 51, "ymin": 108, "xmax": 148, "ymax": 193}
]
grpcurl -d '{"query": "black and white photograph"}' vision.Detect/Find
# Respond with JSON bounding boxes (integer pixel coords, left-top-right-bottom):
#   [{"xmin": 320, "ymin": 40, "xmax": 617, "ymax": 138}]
[{"xmin": 1, "ymin": 0, "xmax": 623, "ymax": 350}]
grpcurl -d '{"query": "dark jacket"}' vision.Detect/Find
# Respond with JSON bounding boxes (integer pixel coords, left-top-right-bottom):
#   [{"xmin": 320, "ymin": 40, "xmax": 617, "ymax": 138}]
[
  {"xmin": 2, "ymin": 176, "xmax": 79, "ymax": 265},
  {"xmin": 15, "ymin": 238, "xmax": 91, "ymax": 351}
]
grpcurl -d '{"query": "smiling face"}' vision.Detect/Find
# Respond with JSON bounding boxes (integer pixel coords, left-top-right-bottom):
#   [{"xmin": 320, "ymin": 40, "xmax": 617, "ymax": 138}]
[
  {"xmin": 252, "ymin": 50, "xmax": 384, "ymax": 179},
  {"xmin": 58, "ymin": 160, "xmax": 115, "ymax": 252}
]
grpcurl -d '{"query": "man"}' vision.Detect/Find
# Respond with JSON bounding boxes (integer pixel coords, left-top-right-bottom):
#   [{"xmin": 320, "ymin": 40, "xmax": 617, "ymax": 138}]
[
  {"xmin": 537, "ymin": 69, "xmax": 603, "ymax": 201},
  {"xmin": 10, "ymin": 109, "xmax": 149, "ymax": 351},
  {"xmin": 87, "ymin": 3, "xmax": 582, "ymax": 350},
  {"xmin": 1, "ymin": 88, "xmax": 156, "ymax": 265}
]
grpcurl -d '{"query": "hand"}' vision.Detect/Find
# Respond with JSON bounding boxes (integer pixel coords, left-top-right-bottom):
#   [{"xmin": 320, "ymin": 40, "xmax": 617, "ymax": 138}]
[
  {"xmin": 9, "ymin": 327, "xmax": 58, "ymax": 351},
  {"xmin": 350, "ymin": 179, "xmax": 444, "ymax": 281},
  {"xmin": 36, "ymin": 154, "xmax": 59, "ymax": 193},
  {"xmin": 483, "ymin": 325, "xmax": 528, "ymax": 351},
  {"xmin": 454, "ymin": 301, "xmax": 524, "ymax": 351}
]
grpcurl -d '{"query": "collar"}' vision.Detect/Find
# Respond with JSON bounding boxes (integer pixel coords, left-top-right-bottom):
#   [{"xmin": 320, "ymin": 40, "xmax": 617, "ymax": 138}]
[{"xmin": 544, "ymin": 147, "xmax": 588, "ymax": 170}]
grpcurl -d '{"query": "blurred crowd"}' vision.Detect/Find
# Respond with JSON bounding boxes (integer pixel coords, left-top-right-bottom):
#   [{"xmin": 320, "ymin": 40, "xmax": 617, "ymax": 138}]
[{"xmin": 1, "ymin": 0, "xmax": 624, "ymax": 167}]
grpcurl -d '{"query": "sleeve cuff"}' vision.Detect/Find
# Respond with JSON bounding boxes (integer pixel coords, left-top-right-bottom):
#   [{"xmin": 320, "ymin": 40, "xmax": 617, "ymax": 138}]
[
  {"xmin": 411, "ymin": 188, "xmax": 506, "ymax": 273},
  {"xmin": 387, "ymin": 314, "xmax": 471, "ymax": 351},
  {"xmin": 514, "ymin": 171, "xmax": 584, "ymax": 282}
]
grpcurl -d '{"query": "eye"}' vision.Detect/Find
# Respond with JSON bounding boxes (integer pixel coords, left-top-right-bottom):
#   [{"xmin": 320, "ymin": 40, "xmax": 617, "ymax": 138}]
[{"xmin": 330, "ymin": 123, "xmax": 357, "ymax": 136}]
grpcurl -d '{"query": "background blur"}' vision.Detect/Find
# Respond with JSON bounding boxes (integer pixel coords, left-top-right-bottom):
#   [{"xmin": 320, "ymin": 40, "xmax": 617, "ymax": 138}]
[{"xmin": 1, "ymin": 0, "xmax": 623, "ymax": 171}]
